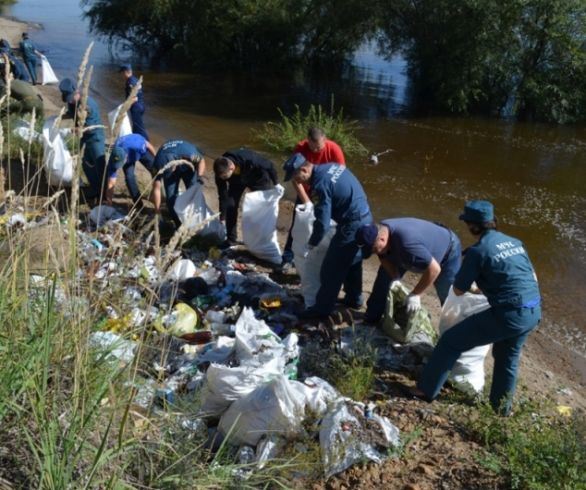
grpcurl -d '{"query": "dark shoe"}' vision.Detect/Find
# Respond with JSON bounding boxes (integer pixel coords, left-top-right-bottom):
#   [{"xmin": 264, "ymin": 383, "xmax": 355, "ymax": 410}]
[
  {"xmin": 337, "ymin": 297, "xmax": 363, "ymax": 310},
  {"xmin": 397, "ymin": 383, "xmax": 432, "ymax": 402},
  {"xmin": 219, "ymin": 239, "xmax": 237, "ymax": 250}
]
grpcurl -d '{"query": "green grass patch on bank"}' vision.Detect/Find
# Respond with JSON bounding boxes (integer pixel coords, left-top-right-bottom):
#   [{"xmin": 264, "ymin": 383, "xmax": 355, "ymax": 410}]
[{"xmin": 256, "ymin": 98, "xmax": 368, "ymax": 160}]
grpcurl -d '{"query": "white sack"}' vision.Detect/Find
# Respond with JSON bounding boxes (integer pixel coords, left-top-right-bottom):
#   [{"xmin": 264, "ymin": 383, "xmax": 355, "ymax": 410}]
[
  {"xmin": 107, "ymin": 104, "xmax": 132, "ymax": 139},
  {"xmin": 291, "ymin": 203, "xmax": 336, "ymax": 307},
  {"xmin": 439, "ymin": 287, "xmax": 491, "ymax": 394},
  {"xmin": 199, "ymin": 356, "xmax": 285, "ymax": 417},
  {"xmin": 41, "ymin": 55, "xmax": 59, "ymax": 85},
  {"xmin": 301, "ymin": 376, "xmax": 341, "ymax": 416},
  {"xmin": 174, "ymin": 183, "xmax": 226, "ymax": 242},
  {"xmin": 234, "ymin": 307, "xmax": 284, "ymax": 363},
  {"xmin": 42, "ymin": 116, "xmax": 74, "ymax": 187},
  {"xmin": 219, "ymin": 375, "xmax": 306, "ymax": 446},
  {"xmin": 241, "ymin": 185, "xmax": 284, "ymax": 264}
]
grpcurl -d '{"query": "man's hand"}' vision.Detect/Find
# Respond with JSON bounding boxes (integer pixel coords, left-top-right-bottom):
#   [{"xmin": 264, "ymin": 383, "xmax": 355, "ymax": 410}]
[{"xmin": 404, "ymin": 294, "xmax": 421, "ymax": 314}]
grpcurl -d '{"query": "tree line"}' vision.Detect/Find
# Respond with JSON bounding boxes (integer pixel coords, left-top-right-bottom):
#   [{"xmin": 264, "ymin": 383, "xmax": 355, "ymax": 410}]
[{"xmin": 82, "ymin": 0, "xmax": 586, "ymax": 123}]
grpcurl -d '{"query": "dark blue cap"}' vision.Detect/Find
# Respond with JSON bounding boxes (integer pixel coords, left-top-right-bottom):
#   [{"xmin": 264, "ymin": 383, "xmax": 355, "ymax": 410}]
[
  {"xmin": 459, "ymin": 200, "xmax": 494, "ymax": 223},
  {"xmin": 356, "ymin": 223, "xmax": 378, "ymax": 259},
  {"xmin": 58, "ymin": 78, "xmax": 76, "ymax": 96},
  {"xmin": 108, "ymin": 146, "xmax": 127, "ymax": 166},
  {"xmin": 118, "ymin": 63, "xmax": 132, "ymax": 72},
  {"xmin": 283, "ymin": 153, "xmax": 306, "ymax": 182}
]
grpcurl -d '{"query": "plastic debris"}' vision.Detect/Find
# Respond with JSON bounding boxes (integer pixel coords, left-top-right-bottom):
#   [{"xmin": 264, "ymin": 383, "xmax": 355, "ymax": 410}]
[
  {"xmin": 88, "ymin": 331, "xmax": 137, "ymax": 363},
  {"xmin": 165, "ymin": 303, "xmax": 200, "ymax": 337},
  {"xmin": 167, "ymin": 258, "xmax": 197, "ymax": 280}
]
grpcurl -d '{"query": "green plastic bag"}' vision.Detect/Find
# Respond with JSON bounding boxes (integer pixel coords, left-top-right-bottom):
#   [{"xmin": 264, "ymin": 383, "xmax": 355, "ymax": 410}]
[{"xmin": 381, "ymin": 283, "xmax": 438, "ymax": 345}]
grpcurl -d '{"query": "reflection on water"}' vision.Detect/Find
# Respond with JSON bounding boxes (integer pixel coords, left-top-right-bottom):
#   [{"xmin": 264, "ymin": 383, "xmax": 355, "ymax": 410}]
[{"xmin": 4, "ymin": 0, "xmax": 586, "ymax": 357}]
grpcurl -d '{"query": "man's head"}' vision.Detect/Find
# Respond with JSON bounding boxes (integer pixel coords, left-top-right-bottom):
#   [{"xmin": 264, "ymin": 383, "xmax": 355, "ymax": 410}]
[
  {"xmin": 459, "ymin": 200, "xmax": 497, "ymax": 235},
  {"xmin": 356, "ymin": 223, "xmax": 390, "ymax": 259},
  {"xmin": 21, "ymin": 33, "xmax": 29, "ymax": 40},
  {"xmin": 283, "ymin": 153, "xmax": 313, "ymax": 183},
  {"xmin": 119, "ymin": 64, "xmax": 132, "ymax": 80},
  {"xmin": 108, "ymin": 146, "xmax": 127, "ymax": 171},
  {"xmin": 214, "ymin": 157, "xmax": 236, "ymax": 180},
  {"xmin": 66, "ymin": 90, "xmax": 81, "ymax": 105},
  {"xmin": 59, "ymin": 78, "xmax": 77, "ymax": 103},
  {"xmin": 307, "ymin": 127, "xmax": 326, "ymax": 153}
]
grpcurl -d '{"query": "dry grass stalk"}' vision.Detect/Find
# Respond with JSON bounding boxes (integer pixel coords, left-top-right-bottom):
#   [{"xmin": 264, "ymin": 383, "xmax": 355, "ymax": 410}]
[
  {"xmin": 111, "ymin": 75, "xmax": 142, "ymax": 141},
  {"xmin": 76, "ymin": 42, "xmax": 94, "ymax": 96}
]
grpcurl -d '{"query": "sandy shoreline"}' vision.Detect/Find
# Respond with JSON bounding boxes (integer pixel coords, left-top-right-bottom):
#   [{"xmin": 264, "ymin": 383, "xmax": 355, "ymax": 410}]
[{"xmin": 1, "ymin": 13, "xmax": 584, "ymax": 411}]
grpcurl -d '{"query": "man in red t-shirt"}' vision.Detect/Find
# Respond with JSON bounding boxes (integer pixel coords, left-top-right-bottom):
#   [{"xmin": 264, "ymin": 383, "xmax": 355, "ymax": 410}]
[{"xmin": 281, "ymin": 127, "xmax": 346, "ymax": 268}]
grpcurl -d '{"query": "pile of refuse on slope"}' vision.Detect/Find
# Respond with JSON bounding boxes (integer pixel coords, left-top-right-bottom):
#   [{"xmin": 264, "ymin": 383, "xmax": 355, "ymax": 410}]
[{"xmin": 2, "ymin": 195, "xmax": 491, "ymax": 481}]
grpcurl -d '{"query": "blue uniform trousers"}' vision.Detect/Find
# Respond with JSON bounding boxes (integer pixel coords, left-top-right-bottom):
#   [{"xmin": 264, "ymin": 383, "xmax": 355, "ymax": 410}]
[
  {"xmin": 123, "ymin": 152, "xmax": 155, "ymax": 203},
  {"xmin": 417, "ymin": 304, "xmax": 541, "ymax": 415},
  {"xmin": 365, "ymin": 234, "xmax": 461, "ymax": 322},
  {"xmin": 313, "ymin": 216, "xmax": 371, "ymax": 315},
  {"xmin": 82, "ymin": 131, "xmax": 106, "ymax": 199},
  {"xmin": 163, "ymin": 168, "xmax": 197, "ymax": 228},
  {"xmin": 23, "ymin": 57, "xmax": 37, "ymax": 84},
  {"xmin": 130, "ymin": 103, "xmax": 149, "ymax": 141}
]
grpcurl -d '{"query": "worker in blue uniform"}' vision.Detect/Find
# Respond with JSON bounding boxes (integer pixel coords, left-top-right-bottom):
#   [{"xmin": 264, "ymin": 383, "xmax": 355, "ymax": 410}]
[
  {"xmin": 356, "ymin": 218, "xmax": 462, "ymax": 322},
  {"xmin": 19, "ymin": 33, "xmax": 41, "ymax": 85},
  {"xmin": 284, "ymin": 153, "xmax": 372, "ymax": 318},
  {"xmin": 105, "ymin": 133, "xmax": 156, "ymax": 206},
  {"xmin": 60, "ymin": 80, "xmax": 106, "ymax": 199},
  {"xmin": 213, "ymin": 149, "xmax": 278, "ymax": 247},
  {"xmin": 404, "ymin": 200, "xmax": 541, "ymax": 415},
  {"xmin": 0, "ymin": 39, "xmax": 28, "ymax": 81},
  {"xmin": 119, "ymin": 64, "xmax": 148, "ymax": 140},
  {"xmin": 153, "ymin": 139, "xmax": 205, "ymax": 227}
]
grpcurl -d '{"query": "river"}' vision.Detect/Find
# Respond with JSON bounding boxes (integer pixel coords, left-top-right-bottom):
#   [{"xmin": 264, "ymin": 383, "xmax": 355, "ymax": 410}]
[{"xmin": 4, "ymin": 0, "xmax": 586, "ymax": 364}]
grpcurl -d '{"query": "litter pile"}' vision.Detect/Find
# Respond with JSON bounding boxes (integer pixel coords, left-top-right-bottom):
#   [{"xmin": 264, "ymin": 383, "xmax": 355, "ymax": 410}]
[{"xmin": 0, "ymin": 198, "xmax": 488, "ymax": 481}]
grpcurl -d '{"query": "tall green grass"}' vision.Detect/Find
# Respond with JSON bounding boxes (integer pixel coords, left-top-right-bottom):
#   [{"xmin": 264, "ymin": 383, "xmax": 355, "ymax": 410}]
[{"xmin": 256, "ymin": 97, "xmax": 368, "ymax": 160}]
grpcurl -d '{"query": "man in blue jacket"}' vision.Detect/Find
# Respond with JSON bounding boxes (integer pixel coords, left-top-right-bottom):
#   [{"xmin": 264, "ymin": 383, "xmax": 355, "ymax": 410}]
[
  {"xmin": 284, "ymin": 153, "xmax": 372, "ymax": 318},
  {"xmin": 105, "ymin": 133, "xmax": 157, "ymax": 206},
  {"xmin": 19, "ymin": 33, "xmax": 41, "ymax": 85},
  {"xmin": 153, "ymin": 139, "xmax": 205, "ymax": 227},
  {"xmin": 119, "ymin": 64, "xmax": 148, "ymax": 140},
  {"xmin": 60, "ymin": 80, "xmax": 106, "ymax": 199},
  {"xmin": 356, "ymin": 218, "xmax": 462, "ymax": 323}
]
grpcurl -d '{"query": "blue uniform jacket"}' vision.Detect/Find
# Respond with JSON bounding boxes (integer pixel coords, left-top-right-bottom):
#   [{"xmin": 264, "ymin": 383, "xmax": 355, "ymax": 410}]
[
  {"xmin": 454, "ymin": 229, "xmax": 541, "ymax": 308},
  {"xmin": 125, "ymin": 75, "xmax": 144, "ymax": 107},
  {"xmin": 67, "ymin": 96, "xmax": 104, "ymax": 142},
  {"xmin": 154, "ymin": 140, "xmax": 202, "ymax": 178},
  {"xmin": 309, "ymin": 164, "xmax": 370, "ymax": 247},
  {"xmin": 115, "ymin": 133, "xmax": 148, "ymax": 165},
  {"xmin": 19, "ymin": 39, "xmax": 36, "ymax": 60}
]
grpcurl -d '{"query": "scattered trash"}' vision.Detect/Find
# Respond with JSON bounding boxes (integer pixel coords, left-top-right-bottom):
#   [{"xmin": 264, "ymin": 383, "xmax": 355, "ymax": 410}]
[
  {"xmin": 557, "ymin": 405, "xmax": 572, "ymax": 417},
  {"xmin": 88, "ymin": 331, "xmax": 137, "ymax": 363},
  {"xmin": 167, "ymin": 258, "xmax": 197, "ymax": 280},
  {"xmin": 320, "ymin": 400, "xmax": 400, "ymax": 479},
  {"xmin": 164, "ymin": 303, "xmax": 200, "ymax": 337}
]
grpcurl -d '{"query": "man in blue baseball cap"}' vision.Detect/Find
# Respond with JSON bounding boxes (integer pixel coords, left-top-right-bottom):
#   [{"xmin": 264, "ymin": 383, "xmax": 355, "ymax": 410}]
[
  {"xmin": 284, "ymin": 154, "xmax": 372, "ymax": 318},
  {"xmin": 105, "ymin": 133, "xmax": 157, "ymax": 206},
  {"xmin": 403, "ymin": 200, "xmax": 541, "ymax": 416},
  {"xmin": 119, "ymin": 64, "xmax": 149, "ymax": 140},
  {"xmin": 356, "ymin": 217, "xmax": 462, "ymax": 323}
]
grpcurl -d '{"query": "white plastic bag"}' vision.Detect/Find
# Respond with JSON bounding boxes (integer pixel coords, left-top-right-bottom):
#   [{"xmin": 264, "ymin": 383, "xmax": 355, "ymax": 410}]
[
  {"xmin": 241, "ymin": 185, "xmax": 284, "ymax": 264},
  {"xmin": 174, "ymin": 183, "xmax": 226, "ymax": 242},
  {"xmin": 234, "ymin": 307, "xmax": 284, "ymax": 363},
  {"xmin": 42, "ymin": 117, "xmax": 74, "ymax": 187},
  {"xmin": 291, "ymin": 203, "xmax": 336, "ymax": 307},
  {"xmin": 439, "ymin": 287, "xmax": 491, "ymax": 394},
  {"xmin": 218, "ymin": 375, "xmax": 307, "ymax": 446},
  {"xmin": 41, "ymin": 55, "xmax": 59, "ymax": 85},
  {"xmin": 301, "ymin": 376, "xmax": 341, "ymax": 416},
  {"xmin": 166, "ymin": 258, "xmax": 196, "ymax": 280},
  {"xmin": 108, "ymin": 104, "xmax": 132, "ymax": 138}
]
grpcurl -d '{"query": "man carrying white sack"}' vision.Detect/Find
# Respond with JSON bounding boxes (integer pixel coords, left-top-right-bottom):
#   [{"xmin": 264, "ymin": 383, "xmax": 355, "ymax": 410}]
[{"xmin": 284, "ymin": 153, "xmax": 372, "ymax": 319}]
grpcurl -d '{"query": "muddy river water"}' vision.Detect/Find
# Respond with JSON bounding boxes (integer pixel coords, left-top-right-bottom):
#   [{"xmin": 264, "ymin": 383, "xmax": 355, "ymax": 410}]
[{"xmin": 4, "ymin": 0, "xmax": 586, "ymax": 363}]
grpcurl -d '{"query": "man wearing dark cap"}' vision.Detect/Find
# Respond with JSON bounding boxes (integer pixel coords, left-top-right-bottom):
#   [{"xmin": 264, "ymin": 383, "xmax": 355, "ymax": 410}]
[
  {"xmin": 284, "ymin": 153, "xmax": 372, "ymax": 318},
  {"xmin": 60, "ymin": 81, "xmax": 107, "ymax": 199},
  {"xmin": 213, "ymin": 149, "xmax": 278, "ymax": 248},
  {"xmin": 105, "ymin": 133, "xmax": 156, "ymax": 206},
  {"xmin": 403, "ymin": 200, "xmax": 541, "ymax": 416},
  {"xmin": 356, "ymin": 218, "xmax": 461, "ymax": 323},
  {"xmin": 153, "ymin": 139, "xmax": 205, "ymax": 227},
  {"xmin": 19, "ymin": 33, "xmax": 42, "ymax": 85},
  {"xmin": 119, "ymin": 64, "xmax": 148, "ymax": 140}
]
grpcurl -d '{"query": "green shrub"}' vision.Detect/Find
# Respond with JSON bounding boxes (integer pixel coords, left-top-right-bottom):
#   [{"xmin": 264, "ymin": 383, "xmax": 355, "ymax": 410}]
[{"xmin": 256, "ymin": 98, "xmax": 368, "ymax": 160}]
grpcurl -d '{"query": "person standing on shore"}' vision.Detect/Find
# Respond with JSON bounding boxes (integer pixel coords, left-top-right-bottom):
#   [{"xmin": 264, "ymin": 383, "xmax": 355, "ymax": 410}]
[
  {"xmin": 404, "ymin": 200, "xmax": 541, "ymax": 416},
  {"xmin": 60, "ymin": 79, "xmax": 107, "ymax": 200},
  {"xmin": 284, "ymin": 154, "xmax": 372, "ymax": 318},
  {"xmin": 105, "ymin": 133, "xmax": 157, "ymax": 207},
  {"xmin": 19, "ymin": 33, "xmax": 42, "ymax": 85},
  {"xmin": 153, "ymin": 139, "xmax": 205, "ymax": 227},
  {"xmin": 356, "ymin": 218, "xmax": 462, "ymax": 323},
  {"xmin": 281, "ymin": 127, "xmax": 345, "ymax": 270},
  {"xmin": 119, "ymin": 64, "xmax": 149, "ymax": 140},
  {"xmin": 213, "ymin": 149, "xmax": 278, "ymax": 248}
]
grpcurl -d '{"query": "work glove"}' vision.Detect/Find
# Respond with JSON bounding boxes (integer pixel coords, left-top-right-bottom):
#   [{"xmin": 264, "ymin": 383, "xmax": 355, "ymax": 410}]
[
  {"xmin": 390, "ymin": 279, "xmax": 402, "ymax": 290},
  {"xmin": 301, "ymin": 244, "xmax": 314, "ymax": 259},
  {"xmin": 404, "ymin": 294, "xmax": 421, "ymax": 314}
]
